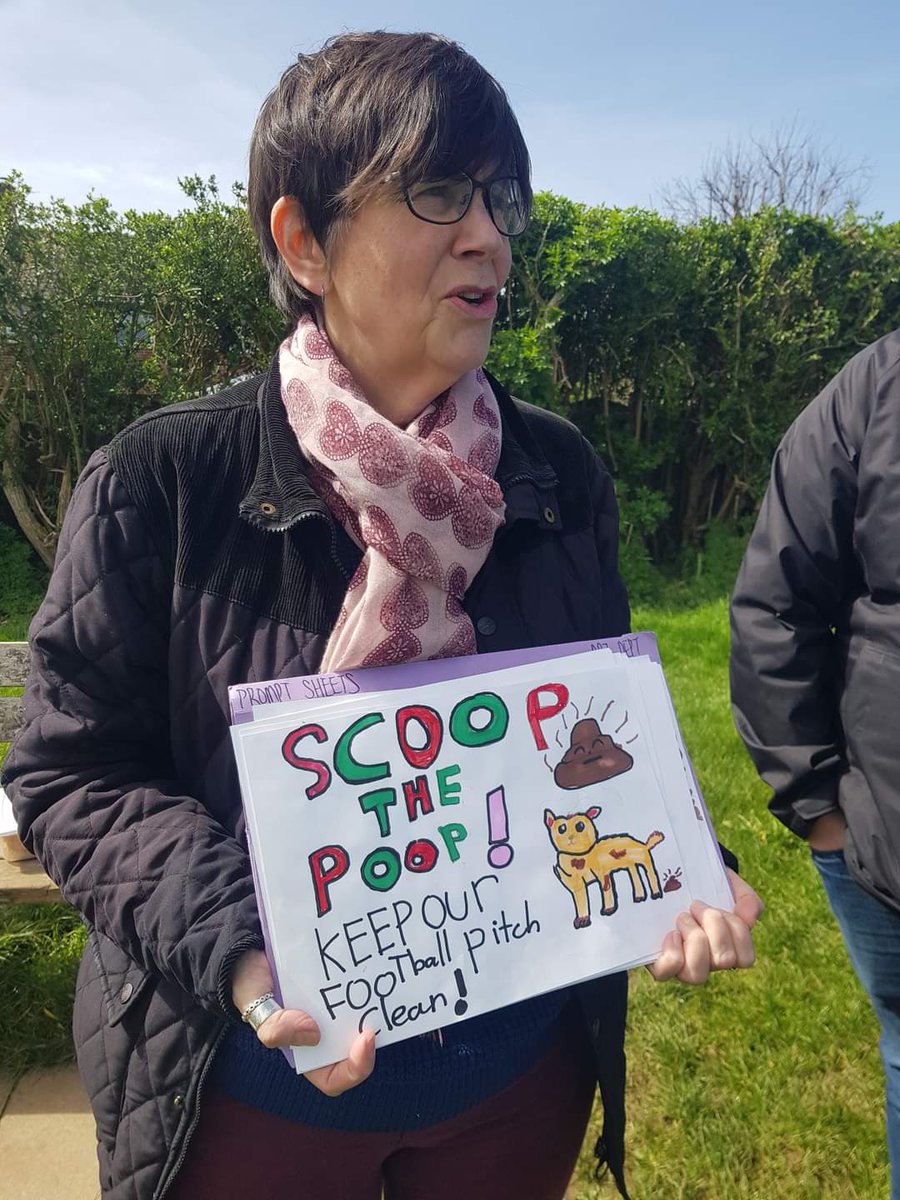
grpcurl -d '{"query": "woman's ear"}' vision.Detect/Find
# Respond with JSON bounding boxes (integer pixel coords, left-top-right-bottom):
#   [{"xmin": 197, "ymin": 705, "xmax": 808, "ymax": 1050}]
[{"xmin": 270, "ymin": 196, "xmax": 328, "ymax": 297}]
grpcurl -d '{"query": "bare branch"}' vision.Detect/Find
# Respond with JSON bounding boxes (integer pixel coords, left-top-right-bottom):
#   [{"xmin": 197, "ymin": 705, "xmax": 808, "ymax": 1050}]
[{"xmin": 660, "ymin": 120, "xmax": 871, "ymax": 223}]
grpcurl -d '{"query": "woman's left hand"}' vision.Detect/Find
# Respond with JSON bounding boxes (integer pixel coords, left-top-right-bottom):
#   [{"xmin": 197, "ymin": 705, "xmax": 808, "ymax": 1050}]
[
  {"xmin": 647, "ymin": 869, "xmax": 763, "ymax": 984},
  {"xmin": 231, "ymin": 949, "xmax": 376, "ymax": 1096}
]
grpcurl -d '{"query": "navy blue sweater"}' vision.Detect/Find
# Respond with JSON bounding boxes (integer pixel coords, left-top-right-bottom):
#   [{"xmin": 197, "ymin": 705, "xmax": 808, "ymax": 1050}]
[{"xmin": 211, "ymin": 990, "xmax": 569, "ymax": 1130}]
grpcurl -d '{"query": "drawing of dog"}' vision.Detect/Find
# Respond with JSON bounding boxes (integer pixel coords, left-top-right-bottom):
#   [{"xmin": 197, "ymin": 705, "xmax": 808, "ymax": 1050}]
[{"xmin": 544, "ymin": 806, "xmax": 665, "ymax": 927}]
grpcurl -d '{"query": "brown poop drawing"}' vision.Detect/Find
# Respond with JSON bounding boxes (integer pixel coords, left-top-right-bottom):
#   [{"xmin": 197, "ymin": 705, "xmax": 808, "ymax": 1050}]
[{"xmin": 554, "ymin": 718, "xmax": 634, "ymax": 790}]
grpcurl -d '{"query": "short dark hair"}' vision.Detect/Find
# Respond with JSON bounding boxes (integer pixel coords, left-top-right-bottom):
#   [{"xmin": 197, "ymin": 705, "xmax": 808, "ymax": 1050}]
[{"xmin": 248, "ymin": 31, "xmax": 532, "ymax": 322}]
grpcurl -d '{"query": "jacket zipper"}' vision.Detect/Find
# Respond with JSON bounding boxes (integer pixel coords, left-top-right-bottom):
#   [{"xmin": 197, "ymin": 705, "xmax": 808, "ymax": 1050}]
[
  {"xmin": 155, "ymin": 1022, "xmax": 228, "ymax": 1199},
  {"xmin": 328, "ymin": 523, "xmax": 357, "ymax": 583}
]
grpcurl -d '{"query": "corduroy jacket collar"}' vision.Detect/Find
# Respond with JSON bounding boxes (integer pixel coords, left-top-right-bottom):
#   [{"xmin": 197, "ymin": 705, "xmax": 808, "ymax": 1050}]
[{"xmin": 239, "ymin": 355, "xmax": 561, "ymax": 536}]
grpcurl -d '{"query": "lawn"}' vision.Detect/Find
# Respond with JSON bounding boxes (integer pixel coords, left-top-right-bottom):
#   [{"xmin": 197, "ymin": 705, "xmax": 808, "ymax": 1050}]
[
  {"xmin": 571, "ymin": 600, "xmax": 887, "ymax": 1199},
  {"xmin": 1, "ymin": 599, "xmax": 888, "ymax": 1197}
]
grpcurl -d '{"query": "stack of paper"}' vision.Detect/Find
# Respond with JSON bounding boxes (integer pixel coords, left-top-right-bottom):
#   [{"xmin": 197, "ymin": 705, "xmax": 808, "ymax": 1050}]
[{"xmin": 229, "ymin": 634, "xmax": 732, "ymax": 1072}]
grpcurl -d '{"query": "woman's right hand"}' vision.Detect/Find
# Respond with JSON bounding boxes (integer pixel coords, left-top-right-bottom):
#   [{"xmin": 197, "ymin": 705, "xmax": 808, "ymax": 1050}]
[{"xmin": 231, "ymin": 949, "xmax": 375, "ymax": 1096}]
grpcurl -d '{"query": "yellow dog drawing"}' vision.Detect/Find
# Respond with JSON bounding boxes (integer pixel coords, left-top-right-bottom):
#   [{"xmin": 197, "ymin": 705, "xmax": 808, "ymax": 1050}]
[{"xmin": 544, "ymin": 806, "xmax": 665, "ymax": 927}]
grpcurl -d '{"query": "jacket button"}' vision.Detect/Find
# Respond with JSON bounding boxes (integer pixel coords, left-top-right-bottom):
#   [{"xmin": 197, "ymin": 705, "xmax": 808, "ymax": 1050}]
[
  {"xmin": 118, "ymin": 983, "xmax": 133, "ymax": 1003},
  {"xmin": 543, "ymin": 506, "xmax": 556, "ymax": 525},
  {"xmin": 259, "ymin": 501, "xmax": 277, "ymax": 517},
  {"xmin": 172, "ymin": 1094, "xmax": 185, "ymax": 1109},
  {"xmin": 476, "ymin": 616, "xmax": 496, "ymax": 636}
]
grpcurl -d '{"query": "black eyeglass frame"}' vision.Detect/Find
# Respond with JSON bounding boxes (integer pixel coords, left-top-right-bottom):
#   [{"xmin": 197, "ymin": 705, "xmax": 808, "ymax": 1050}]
[{"xmin": 402, "ymin": 173, "xmax": 530, "ymax": 238}]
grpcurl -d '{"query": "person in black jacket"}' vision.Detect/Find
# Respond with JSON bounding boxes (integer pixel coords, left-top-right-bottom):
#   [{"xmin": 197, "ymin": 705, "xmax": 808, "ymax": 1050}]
[
  {"xmin": 731, "ymin": 329, "xmax": 900, "ymax": 1199},
  {"xmin": 5, "ymin": 31, "xmax": 760, "ymax": 1200}
]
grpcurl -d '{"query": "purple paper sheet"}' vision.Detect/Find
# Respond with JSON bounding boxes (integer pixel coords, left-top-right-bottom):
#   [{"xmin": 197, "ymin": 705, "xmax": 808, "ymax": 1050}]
[{"xmin": 228, "ymin": 632, "xmax": 660, "ymax": 724}]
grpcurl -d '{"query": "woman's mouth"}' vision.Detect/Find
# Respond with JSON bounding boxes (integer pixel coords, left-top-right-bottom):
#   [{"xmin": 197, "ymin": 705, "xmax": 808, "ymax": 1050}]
[{"xmin": 446, "ymin": 288, "xmax": 498, "ymax": 318}]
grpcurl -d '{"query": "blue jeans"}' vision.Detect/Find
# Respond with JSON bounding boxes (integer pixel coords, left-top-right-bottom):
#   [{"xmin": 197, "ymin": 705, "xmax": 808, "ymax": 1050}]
[{"xmin": 813, "ymin": 848, "xmax": 900, "ymax": 1198}]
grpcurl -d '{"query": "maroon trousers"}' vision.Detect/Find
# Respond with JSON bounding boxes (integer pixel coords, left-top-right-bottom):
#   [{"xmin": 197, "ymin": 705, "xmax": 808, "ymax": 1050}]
[{"xmin": 167, "ymin": 1019, "xmax": 597, "ymax": 1200}]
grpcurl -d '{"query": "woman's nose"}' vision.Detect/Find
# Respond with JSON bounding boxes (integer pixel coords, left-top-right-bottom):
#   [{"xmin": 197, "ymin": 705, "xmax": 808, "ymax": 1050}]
[{"xmin": 455, "ymin": 189, "xmax": 506, "ymax": 256}]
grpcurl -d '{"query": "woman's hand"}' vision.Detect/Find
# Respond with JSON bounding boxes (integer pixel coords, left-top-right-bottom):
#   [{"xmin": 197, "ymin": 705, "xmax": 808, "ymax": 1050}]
[
  {"xmin": 647, "ymin": 869, "xmax": 763, "ymax": 985},
  {"xmin": 231, "ymin": 949, "xmax": 375, "ymax": 1096}
]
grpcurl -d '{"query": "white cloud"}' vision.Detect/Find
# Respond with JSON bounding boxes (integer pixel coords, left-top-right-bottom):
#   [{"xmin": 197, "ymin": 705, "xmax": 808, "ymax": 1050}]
[{"xmin": 0, "ymin": 0, "xmax": 260, "ymax": 210}]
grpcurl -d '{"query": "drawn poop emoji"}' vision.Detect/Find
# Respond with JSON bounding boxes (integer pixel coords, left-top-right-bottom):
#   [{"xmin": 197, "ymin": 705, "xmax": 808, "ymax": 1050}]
[{"xmin": 554, "ymin": 718, "xmax": 634, "ymax": 790}]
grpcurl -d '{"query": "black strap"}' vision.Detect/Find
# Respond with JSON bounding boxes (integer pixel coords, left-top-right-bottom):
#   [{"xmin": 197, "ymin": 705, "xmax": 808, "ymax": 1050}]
[{"xmin": 575, "ymin": 971, "xmax": 632, "ymax": 1199}]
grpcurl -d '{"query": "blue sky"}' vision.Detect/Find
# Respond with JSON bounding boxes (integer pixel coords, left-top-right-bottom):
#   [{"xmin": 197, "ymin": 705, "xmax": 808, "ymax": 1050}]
[{"xmin": 2, "ymin": 0, "xmax": 898, "ymax": 220}]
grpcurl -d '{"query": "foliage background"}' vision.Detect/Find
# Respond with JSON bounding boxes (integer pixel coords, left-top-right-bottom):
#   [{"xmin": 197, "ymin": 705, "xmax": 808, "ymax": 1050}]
[{"xmin": 2, "ymin": 171, "xmax": 899, "ymax": 574}]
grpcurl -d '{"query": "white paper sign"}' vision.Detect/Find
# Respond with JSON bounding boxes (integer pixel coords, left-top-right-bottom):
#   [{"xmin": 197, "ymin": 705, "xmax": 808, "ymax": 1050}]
[{"xmin": 230, "ymin": 643, "xmax": 732, "ymax": 1071}]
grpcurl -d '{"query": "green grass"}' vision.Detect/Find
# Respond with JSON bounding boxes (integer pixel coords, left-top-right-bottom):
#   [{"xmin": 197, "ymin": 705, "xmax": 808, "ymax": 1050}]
[
  {"xmin": 0, "ymin": 529, "xmax": 77, "ymax": 1077},
  {"xmin": 570, "ymin": 599, "xmax": 887, "ymax": 1198},
  {"xmin": 0, "ymin": 905, "xmax": 86, "ymax": 1076},
  {"xmin": 0, "ymin": 599, "xmax": 888, "ymax": 1196},
  {"xmin": 1, "ymin": 744, "xmax": 86, "ymax": 1077}
]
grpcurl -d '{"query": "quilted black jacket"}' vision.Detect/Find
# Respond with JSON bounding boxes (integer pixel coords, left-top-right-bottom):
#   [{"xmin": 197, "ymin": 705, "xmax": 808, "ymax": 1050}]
[{"xmin": 4, "ymin": 360, "xmax": 632, "ymax": 1199}]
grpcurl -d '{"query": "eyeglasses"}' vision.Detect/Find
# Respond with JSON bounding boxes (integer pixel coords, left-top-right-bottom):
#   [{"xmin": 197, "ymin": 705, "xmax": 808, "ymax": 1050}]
[{"xmin": 403, "ymin": 173, "xmax": 530, "ymax": 237}]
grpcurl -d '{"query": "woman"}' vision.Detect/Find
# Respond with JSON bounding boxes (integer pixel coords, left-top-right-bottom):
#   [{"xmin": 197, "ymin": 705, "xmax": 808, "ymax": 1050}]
[{"xmin": 3, "ymin": 32, "xmax": 761, "ymax": 1200}]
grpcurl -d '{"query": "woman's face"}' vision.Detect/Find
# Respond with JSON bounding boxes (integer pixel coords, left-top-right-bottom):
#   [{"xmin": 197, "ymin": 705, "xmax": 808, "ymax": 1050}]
[{"xmin": 319, "ymin": 175, "xmax": 513, "ymax": 416}]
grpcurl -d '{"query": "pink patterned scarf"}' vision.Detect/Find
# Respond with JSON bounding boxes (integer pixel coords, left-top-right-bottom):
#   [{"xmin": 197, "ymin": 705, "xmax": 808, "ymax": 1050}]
[{"xmin": 279, "ymin": 317, "xmax": 506, "ymax": 672}]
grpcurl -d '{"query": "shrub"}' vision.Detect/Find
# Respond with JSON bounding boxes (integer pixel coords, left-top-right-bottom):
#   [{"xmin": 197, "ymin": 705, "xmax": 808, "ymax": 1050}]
[{"xmin": 0, "ymin": 523, "xmax": 47, "ymax": 639}]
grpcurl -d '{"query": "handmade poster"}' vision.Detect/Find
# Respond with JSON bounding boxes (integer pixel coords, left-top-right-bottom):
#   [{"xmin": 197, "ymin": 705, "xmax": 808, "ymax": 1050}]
[
  {"xmin": 233, "ymin": 634, "xmax": 726, "ymax": 896},
  {"xmin": 230, "ymin": 640, "xmax": 733, "ymax": 1072}
]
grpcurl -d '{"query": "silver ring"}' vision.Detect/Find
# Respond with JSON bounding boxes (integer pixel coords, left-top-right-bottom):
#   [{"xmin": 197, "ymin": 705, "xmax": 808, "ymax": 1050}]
[
  {"xmin": 244, "ymin": 996, "xmax": 281, "ymax": 1031},
  {"xmin": 240, "ymin": 991, "xmax": 274, "ymax": 1021},
  {"xmin": 241, "ymin": 992, "xmax": 281, "ymax": 1031}
]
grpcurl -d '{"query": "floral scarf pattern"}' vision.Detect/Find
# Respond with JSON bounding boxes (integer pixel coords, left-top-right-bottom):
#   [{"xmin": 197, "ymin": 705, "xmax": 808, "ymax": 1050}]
[{"xmin": 279, "ymin": 316, "xmax": 505, "ymax": 672}]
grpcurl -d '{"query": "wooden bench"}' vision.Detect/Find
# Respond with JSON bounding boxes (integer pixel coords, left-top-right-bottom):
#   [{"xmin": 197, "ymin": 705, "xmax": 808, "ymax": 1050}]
[
  {"xmin": 0, "ymin": 855, "xmax": 62, "ymax": 903},
  {"xmin": 0, "ymin": 640, "xmax": 63, "ymax": 903}
]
